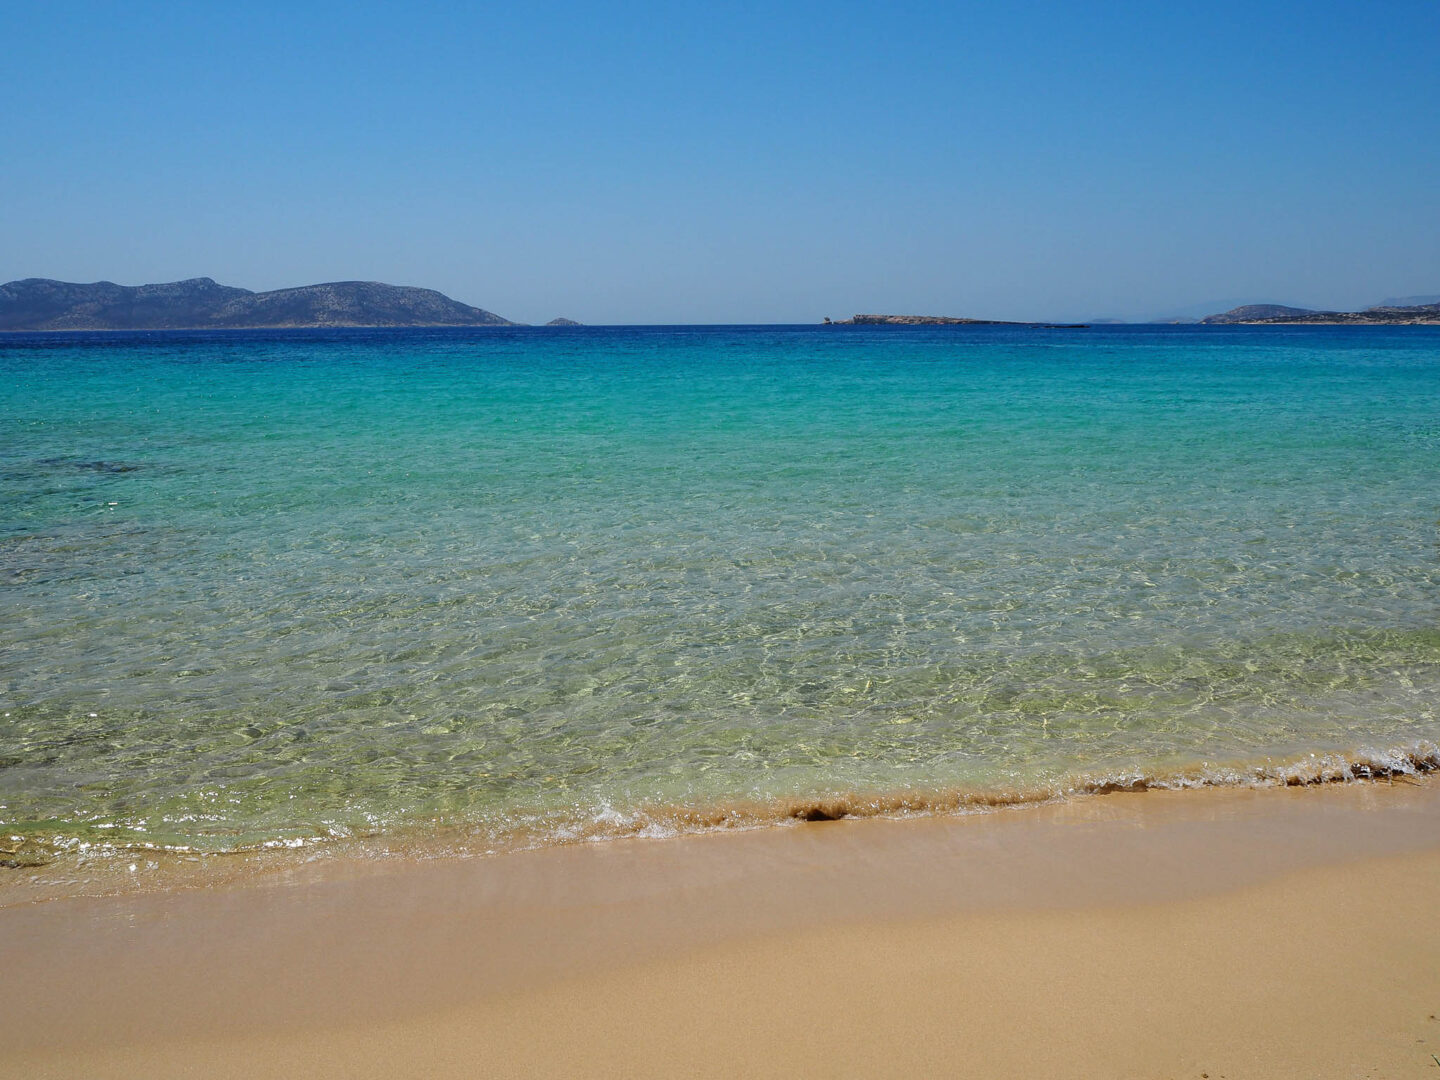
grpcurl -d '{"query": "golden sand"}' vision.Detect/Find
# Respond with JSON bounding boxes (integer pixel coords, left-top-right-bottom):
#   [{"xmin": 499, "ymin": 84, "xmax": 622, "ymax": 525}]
[{"xmin": 4, "ymin": 779, "xmax": 1439, "ymax": 1078}]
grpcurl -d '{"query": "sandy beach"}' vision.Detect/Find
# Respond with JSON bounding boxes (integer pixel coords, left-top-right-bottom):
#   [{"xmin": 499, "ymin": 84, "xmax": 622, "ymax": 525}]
[
  {"xmin": 4, "ymin": 777, "xmax": 1439, "ymax": 1078},
  {"xmin": 9, "ymin": 3, "xmax": 1440, "ymax": 1077}
]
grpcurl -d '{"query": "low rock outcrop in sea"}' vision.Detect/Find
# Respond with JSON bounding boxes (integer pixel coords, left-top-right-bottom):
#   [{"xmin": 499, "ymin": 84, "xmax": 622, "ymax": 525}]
[
  {"xmin": 829, "ymin": 313, "xmax": 1015, "ymax": 326},
  {"xmin": 545, "ymin": 317, "xmax": 582, "ymax": 326},
  {"xmin": 0, "ymin": 277, "xmax": 516, "ymax": 331},
  {"xmin": 824, "ymin": 314, "xmax": 1088, "ymax": 328}
]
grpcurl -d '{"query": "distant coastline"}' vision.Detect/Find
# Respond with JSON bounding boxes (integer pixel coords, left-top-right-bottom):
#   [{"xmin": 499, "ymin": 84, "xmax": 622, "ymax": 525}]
[
  {"xmin": 1198, "ymin": 301, "xmax": 1440, "ymax": 325},
  {"xmin": 0, "ymin": 277, "xmax": 515, "ymax": 331},
  {"xmin": 825, "ymin": 314, "xmax": 1089, "ymax": 328},
  {"xmin": 7, "ymin": 277, "xmax": 1440, "ymax": 331}
]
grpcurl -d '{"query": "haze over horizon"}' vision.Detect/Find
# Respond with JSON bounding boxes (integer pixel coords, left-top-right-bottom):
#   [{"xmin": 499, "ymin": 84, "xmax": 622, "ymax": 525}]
[{"xmin": 5, "ymin": 1, "xmax": 1438, "ymax": 325}]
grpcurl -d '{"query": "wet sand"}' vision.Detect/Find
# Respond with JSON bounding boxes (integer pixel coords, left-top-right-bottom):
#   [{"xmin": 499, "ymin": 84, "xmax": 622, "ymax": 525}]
[{"xmin": 4, "ymin": 778, "xmax": 1440, "ymax": 1078}]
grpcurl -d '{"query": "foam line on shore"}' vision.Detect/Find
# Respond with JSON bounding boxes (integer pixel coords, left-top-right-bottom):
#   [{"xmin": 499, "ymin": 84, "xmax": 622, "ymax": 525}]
[{"xmin": 4, "ymin": 739, "xmax": 1437, "ymax": 903}]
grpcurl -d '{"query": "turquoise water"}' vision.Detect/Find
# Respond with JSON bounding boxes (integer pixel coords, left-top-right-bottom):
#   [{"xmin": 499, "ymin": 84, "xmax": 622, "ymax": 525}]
[{"xmin": 3, "ymin": 325, "xmax": 1439, "ymax": 866}]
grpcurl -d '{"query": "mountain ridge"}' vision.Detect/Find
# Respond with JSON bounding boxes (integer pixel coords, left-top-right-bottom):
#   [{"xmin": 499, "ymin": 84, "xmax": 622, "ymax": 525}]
[{"xmin": 0, "ymin": 277, "xmax": 515, "ymax": 330}]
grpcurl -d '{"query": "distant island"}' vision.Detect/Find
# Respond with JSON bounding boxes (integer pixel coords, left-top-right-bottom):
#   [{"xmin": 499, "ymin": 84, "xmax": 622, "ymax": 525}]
[
  {"xmin": 825, "ymin": 314, "xmax": 1088, "ymax": 328},
  {"xmin": 545, "ymin": 317, "xmax": 582, "ymax": 326},
  {"xmin": 1200, "ymin": 301, "xmax": 1440, "ymax": 325},
  {"xmin": 0, "ymin": 278, "xmax": 515, "ymax": 331},
  {"xmin": 829, "ymin": 314, "xmax": 1012, "ymax": 326}
]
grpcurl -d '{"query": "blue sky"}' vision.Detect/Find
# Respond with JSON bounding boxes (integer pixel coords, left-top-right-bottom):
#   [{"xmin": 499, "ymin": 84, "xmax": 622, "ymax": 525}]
[{"xmin": 4, "ymin": 1, "xmax": 1437, "ymax": 323}]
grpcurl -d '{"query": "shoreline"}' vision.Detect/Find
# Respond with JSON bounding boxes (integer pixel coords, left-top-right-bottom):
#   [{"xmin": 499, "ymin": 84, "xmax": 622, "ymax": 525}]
[
  {"xmin": 5, "ymin": 738, "xmax": 1437, "ymax": 907},
  {"xmin": 4, "ymin": 776, "xmax": 1440, "ymax": 1077}
]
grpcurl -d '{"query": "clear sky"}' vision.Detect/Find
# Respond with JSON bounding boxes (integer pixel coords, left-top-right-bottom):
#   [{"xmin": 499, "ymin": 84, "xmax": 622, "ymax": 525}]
[{"xmin": 4, "ymin": 1, "xmax": 1438, "ymax": 324}]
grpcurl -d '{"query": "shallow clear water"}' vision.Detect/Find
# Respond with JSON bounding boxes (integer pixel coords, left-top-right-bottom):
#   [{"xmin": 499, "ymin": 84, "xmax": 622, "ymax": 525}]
[{"xmin": 2, "ymin": 324, "xmax": 1438, "ymax": 863}]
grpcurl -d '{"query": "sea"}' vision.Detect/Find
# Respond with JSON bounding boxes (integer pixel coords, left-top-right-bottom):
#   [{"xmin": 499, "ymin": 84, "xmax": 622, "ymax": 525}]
[{"xmin": 3, "ymin": 323, "xmax": 1438, "ymax": 878}]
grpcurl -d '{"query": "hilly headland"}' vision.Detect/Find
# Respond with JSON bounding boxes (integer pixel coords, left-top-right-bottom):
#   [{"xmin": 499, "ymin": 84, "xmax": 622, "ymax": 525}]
[
  {"xmin": 1200, "ymin": 300, "xmax": 1440, "ymax": 325},
  {"xmin": 0, "ymin": 277, "xmax": 515, "ymax": 331}
]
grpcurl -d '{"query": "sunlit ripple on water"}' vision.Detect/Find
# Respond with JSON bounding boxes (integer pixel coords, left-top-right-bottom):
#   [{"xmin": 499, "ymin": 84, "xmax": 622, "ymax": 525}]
[{"xmin": 1, "ymin": 325, "xmax": 1439, "ymax": 865}]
